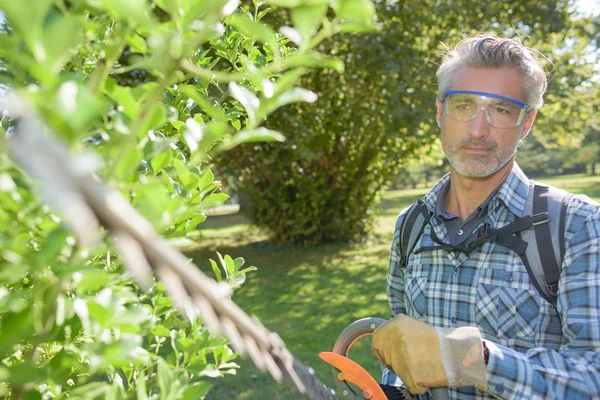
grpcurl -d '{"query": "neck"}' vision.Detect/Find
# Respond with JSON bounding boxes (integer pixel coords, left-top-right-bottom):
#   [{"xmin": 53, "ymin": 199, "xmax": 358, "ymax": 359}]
[{"xmin": 445, "ymin": 159, "xmax": 514, "ymax": 220}]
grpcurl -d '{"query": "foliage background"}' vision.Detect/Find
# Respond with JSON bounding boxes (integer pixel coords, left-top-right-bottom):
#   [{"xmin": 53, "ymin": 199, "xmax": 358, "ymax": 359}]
[{"xmin": 219, "ymin": 0, "xmax": 599, "ymax": 244}]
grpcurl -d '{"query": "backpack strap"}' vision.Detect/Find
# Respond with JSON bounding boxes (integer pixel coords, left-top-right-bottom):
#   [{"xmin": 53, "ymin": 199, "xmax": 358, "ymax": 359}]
[
  {"xmin": 399, "ymin": 198, "xmax": 429, "ymax": 267},
  {"xmin": 521, "ymin": 183, "xmax": 573, "ymax": 305}
]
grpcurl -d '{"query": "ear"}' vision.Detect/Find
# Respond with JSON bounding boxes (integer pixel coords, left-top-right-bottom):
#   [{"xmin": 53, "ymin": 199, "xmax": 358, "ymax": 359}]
[
  {"xmin": 521, "ymin": 109, "xmax": 537, "ymax": 139},
  {"xmin": 436, "ymin": 100, "xmax": 443, "ymax": 128}
]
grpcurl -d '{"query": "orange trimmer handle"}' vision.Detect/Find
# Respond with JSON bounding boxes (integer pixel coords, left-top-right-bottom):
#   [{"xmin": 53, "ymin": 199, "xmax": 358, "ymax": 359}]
[{"xmin": 319, "ymin": 352, "xmax": 387, "ymax": 399}]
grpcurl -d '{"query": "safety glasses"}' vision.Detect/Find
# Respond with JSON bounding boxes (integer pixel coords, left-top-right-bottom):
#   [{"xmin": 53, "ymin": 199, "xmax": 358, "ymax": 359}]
[{"xmin": 442, "ymin": 90, "xmax": 531, "ymax": 128}]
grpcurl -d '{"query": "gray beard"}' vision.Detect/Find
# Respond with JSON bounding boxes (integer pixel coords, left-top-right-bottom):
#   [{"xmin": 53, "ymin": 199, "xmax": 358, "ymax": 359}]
[{"xmin": 442, "ymin": 136, "xmax": 521, "ymax": 178}]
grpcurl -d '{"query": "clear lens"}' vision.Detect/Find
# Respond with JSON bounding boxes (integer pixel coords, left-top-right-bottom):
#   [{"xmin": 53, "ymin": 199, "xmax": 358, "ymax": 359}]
[{"xmin": 443, "ymin": 93, "xmax": 526, "ymax": 128}]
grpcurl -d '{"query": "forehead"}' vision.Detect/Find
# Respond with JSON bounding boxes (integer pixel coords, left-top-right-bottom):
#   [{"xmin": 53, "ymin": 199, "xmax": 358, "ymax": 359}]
[{"xmin": 448, "ymin": 67, "xmax": 526, "ymax": 102}]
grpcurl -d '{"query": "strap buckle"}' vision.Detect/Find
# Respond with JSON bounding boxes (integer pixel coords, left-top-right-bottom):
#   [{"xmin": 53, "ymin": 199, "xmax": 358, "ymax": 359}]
[
  {"xmin": 527, "ymin": 212, "xmax": 550, "ymax": 228},
  {"xmin": 546, "ymin": 282, "xmax": 559, "ymax": 296},
  {"xmin": 464, "ymin": 224, "xmax": 490, "ymax": 254}
]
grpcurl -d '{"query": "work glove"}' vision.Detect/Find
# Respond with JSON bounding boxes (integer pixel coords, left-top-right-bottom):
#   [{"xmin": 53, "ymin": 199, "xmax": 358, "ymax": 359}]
[{"xmin": 372, "ymin": 314, "xmax": 487, "ymax": 395}]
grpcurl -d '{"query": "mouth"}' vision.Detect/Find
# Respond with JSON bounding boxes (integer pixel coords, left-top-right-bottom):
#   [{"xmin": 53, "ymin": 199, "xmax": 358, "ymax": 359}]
[{"xmin": 462, "ymin": 146, "xmax": 493, "ymax": 155}]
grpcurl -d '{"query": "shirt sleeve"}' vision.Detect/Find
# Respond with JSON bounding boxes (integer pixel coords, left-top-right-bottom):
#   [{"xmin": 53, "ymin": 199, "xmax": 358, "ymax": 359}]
[
  {"xmin": 382, "ymin": 212, "xmax": 408, "ymax": 386},
  {"xmin": 484, "ymin": 205, "xmax": 600, "ymax": 399}
]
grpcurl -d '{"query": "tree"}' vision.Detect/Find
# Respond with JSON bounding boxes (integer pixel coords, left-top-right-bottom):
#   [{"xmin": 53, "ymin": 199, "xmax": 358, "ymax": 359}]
[
  {"xmin": 0, "ymin": 0, "xmax": 375, "ymax": 397},
  {"xmin": 220, "ymin": 0, "xmax": 593, "ymax": 244}
]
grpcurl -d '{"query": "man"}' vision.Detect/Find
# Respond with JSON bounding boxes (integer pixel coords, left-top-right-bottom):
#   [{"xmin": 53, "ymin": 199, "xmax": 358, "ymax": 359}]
[{"xmin": 372, "ymin": 35, "xmax": 600, "ymax": 399}]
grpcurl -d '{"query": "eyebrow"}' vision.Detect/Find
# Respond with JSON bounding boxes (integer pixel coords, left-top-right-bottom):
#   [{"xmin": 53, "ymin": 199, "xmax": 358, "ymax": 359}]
[{"xmin": 487, "ymin": 98, "xmax": 519, "ymax": 108}]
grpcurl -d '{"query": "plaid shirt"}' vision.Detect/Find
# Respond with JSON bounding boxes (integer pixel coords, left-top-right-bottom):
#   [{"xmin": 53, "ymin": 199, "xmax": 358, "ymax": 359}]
[{"xmin": 382, "ymin": 163, "xmax": 600, "ymax": 399}]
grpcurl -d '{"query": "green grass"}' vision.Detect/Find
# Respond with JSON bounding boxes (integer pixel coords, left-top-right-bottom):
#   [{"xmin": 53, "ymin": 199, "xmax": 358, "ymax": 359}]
[{"xmin": 187, "ymin": 173, "xmax": 600, "ymax": 399}]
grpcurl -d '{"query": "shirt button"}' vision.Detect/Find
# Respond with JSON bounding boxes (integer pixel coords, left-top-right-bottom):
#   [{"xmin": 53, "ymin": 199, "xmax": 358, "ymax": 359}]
[
  {"xmin": 457, "ymin": 229, "xmax": 464, "ymax": 236},
  {"xmin": 505, "ymin": 275, "xmax": 513, "ymax": 282}
]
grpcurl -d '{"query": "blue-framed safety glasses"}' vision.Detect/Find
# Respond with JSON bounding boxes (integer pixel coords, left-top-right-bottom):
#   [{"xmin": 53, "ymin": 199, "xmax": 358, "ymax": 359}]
[{"xmin": 442, "ymin": 90, "xmax": 531, "ymax": 128}]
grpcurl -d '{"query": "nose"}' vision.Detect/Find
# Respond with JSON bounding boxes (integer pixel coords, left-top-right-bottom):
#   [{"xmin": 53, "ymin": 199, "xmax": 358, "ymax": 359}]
[{"xmin": 468, "ymin": 108, "xmax": 490, "ymax": 139}]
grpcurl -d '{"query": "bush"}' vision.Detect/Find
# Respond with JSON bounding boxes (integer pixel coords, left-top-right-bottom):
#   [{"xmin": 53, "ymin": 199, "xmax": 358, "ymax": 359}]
[{"xmin": 0, "ymin": 0, "xmax": 376, "ymax": 397}]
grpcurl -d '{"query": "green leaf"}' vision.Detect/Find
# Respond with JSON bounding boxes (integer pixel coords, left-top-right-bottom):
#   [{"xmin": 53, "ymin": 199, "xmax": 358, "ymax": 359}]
[
  {"xmin": 224, "ymin": 255, "xmax": 235, "ymax": 275},
  {"xmin": 157, "ymin": 359, "xmax": 174, "ymax": 394},
  {"xmin": 138, "ymin": 104, "xmax": 168, "ymax": 137},
  {"xmin": 101, "ymin": 336, "xmax": 150, "ymax": 367},
  {"xmin": 113, "ymin": 147, "xmax": 143, "ymax": 181},
  {"xmin": 151, "ymin": 149, "xmax": 173, "ymax": 173},
  {"xmin": 4, "ymin": 364, "xmax": 47, "ymax": 387},
  {"xmin": 87, "ymin": 302, "xmax": 111, "ymax": 326},
  {"xmin": 172, "ymin": 158, "xmax": 189, "ymax": 177},
  {"xmin": 76, "ymin": 270, "xmax": 114, "ymax": 292},
  {"xmin": 186, "ymin": 215, "xmax": 207, "ymax": 230},
  {"xmin": 170, "ymin": 120, "xmax": 187, "ymax": 131},
  {"xmin": 179, "ymin": 172, "xmax": 200, "ymax": 192},
  {"xmin": 199, "ymin": 364, "xmax": 221, "ymax": 378},
  {"xmin": 238, "ymin": 266, "xmax": 258, "ymax": 274},
  {"xmin": 198, "ymin": 169, "xmax": 215, "ymax": 192},
  {"xmin": 36, "ymin": 226, "xmax": 70, "ymax": 266},
  {"xmin": 273, "ymin": 68, "xmax": 307, "ymax": 97},
  {"xmin": 228, "ymin": 14, "xmax": 277, "ymax": 48},
  {"xmin": 228, "ymin": 82, "xmax": 260, "ymax": 127},
  {"xmin": 109, "ymin": 305, "xmax": 151, "ymax": 327},
  {"xmin": 151, "ymin": 325, "xmax": 172, "ymax": 337},
  {"xmin": 53, "ymin": 81, "xmax": 106, "ymax": 137},
  {"xmin": 136, "ymin": 369, "xmax": 149, "ymax": 400},
  {"xmin": 291, "ymin": 5, "xmax": 327, "ymax": 42},
  {"xmin": 216, "ymin": 252, "xmax": 227, "ymax": 278},
  {"xmin": 216, "ymin": 127, "xmax": 285, "ymax": 152},
  {"xmin": 233, "ymin": 257, "xmax": 245, "ymax": 272},
  {"xmin": 338, "ymin": 21, "xmax": 379, "ymax": 33},
  {"xmin": 210, "ymin": 259, "xmax": 222, "ymax": 282},
  {"xmin": 182, "ymin": 382, "xmax": 212, "ymax": 400},
  {"xmin": 0, "ymin": 309, "xmax": 33, "ymax": 357},
  {"xmin": 228, "ymin": 272, "xmax": 246, "ymax": 289},
  {"xmin": 285, "ymin": 52, "xmax": 345, "ymax": 73},
  {"xmin": 128, "ymin": 32, "xmax": 148, "ymax": 54},
  {"xmin": 266, "ymin": 88, "xmax": 318, "ymax": 112},
  {"xmin": 43, "ymin": 13, "xmax": 85, "ymax": 71},
  {"xmin": 48, "ymin": 350, "xmax": 74, "ymax": 383},
  {"xmin": 109, "ymin": 86, "xmax": 141, "ymax": 120},
  {"xmin": 201, "ymin": 192, "xmax": 229, "ymax": 206},
  {"xmin": 180, "ymin": 85, "xmax": 224, "ymax": 120},
  {"xmin": 67, "ymin": 382, "xmax": 111, "ymax": 398},
  {"xmin": 88, "ymin": 0, "xmax": 156, "ymax": 29},
  {"xmin": 338, "ymin": 0, "xmax": 375, "ymax": 23}
]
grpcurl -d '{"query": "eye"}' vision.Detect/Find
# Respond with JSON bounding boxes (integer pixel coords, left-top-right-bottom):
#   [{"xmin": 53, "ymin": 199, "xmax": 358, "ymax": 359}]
[
  {"xmin": 451, "ymin": 100, "xmax": 475, "ymax": 111},
  {"xmin": 494, "ymin": 107, "xmax": 511, "ymax": 115}
]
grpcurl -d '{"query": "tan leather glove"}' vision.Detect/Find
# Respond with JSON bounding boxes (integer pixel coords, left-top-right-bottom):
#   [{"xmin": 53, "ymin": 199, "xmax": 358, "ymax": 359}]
[{"xmin": 372, "ymin": 314, "xmax": 487, "ymax": 394}]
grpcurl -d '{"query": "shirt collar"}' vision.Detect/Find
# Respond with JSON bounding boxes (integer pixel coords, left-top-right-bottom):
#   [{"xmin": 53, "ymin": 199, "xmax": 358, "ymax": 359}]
[{"xmin": 423, "ymin": 162, "xmax": 530, "ymax": 218}]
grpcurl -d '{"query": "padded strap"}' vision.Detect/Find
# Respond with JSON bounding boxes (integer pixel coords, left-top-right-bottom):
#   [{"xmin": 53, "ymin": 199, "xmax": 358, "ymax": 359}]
[
  {"xmin": 522, "ymin": 182, "xmax": 571, "ymax": 304},
  {"xmin": 399, "ymin": 199, "xmax": 428, "ymax": 265}
]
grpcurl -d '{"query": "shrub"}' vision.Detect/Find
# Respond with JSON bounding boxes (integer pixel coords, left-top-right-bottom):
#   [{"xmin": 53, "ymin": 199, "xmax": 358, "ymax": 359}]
[{"xmin": 0, "ymin": 0, "xmax": 376, "ymax": 397}]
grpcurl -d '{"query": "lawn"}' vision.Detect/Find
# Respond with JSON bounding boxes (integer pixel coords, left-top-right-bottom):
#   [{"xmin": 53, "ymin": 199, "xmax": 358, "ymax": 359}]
[{"xmin": 187, "ymin": 173, "xmax": 600, "ymax": 399}]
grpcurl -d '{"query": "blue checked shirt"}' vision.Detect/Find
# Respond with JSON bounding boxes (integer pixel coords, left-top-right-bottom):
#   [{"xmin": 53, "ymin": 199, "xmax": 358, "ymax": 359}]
[{"xmin": 382, "ymin": 163, "xmax": 600, "ymax": 399}]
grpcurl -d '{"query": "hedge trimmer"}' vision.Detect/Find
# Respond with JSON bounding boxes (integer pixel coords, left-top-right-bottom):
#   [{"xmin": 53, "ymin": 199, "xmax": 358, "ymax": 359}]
[{"xmin": 319, "ymin": 318, "xmax": 408, "ymax": 400}]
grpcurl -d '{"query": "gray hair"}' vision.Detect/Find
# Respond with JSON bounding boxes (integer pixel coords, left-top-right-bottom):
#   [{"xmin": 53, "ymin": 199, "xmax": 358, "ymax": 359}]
[{"xmin": 437, "ymin": 35, "xmax": 548, "ymax": 109}]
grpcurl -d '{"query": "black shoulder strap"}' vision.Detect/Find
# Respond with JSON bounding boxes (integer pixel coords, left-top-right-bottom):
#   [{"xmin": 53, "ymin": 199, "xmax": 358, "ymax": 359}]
[
  {"xmin": 399, "ymin": 199, "xmax": 429, "ymax": 266},
  {"xmin": 521, "ymin": 183, "xmax": 573, "ymax": 305}
]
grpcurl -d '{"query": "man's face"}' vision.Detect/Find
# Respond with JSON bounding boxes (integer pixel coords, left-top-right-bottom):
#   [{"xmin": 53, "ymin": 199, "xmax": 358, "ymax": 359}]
[{"xmin": 436, "ymin": 67, "xmax": 537, "ymax": 178}]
